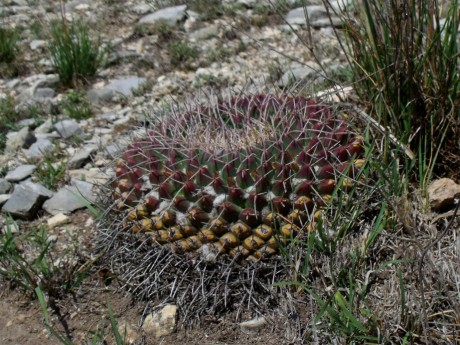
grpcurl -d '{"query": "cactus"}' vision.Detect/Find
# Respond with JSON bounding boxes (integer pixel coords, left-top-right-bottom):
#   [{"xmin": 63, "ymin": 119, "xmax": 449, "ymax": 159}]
[{"xmin": 108, "ymin": 94, "xmax": 364, "ymax": 263}]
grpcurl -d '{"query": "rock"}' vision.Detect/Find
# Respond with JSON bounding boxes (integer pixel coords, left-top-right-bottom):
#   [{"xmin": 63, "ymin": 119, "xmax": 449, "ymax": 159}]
[
  {"xmin": 87, "ymin": 88, "xmax": 116, "ymax": 104},
  {"xmin": 0, "ymin": 178, "xmax": 11, "ymax": 194},
  {"xmin": 5, "ymin": 164, "xmax": 37, "ymax": 182},
  {"xmin": 0, "ymin": 194, "xmax": 10, "ymax": 206},
  {"xmin": 1, "ymin": 185, "xmax": 49, "ymax": 219},
  {"xmin": 26, "ymin": 138, "xmax": 56, "ymax": 159},
  {"xmin": 285, "ymin": 5, "xmax": 341, "ymax": 28},
  {"xmin": 19, "ymin": 179, "xmax": 54, "ymax": 198},
  {"xmin": 67, "ymin": 146, "xmax": 97, "ymax": 169},
  {"xmin": 68, "ymin": 168, "xmax": 108, "ymax": 185},
  {"xmin": 5, "ymin": 126, "xmax": 36, "ymax": 152},
  {"xmin": 142, "ymin": 305, "xmax": 178, "ymax": 338},
  {"xmin": 105, "ymin": 76, "xmax": 147, "ymax": 97},
  {"xmin": 17, "ymin": 118, "xmax": 37, "ymax": 128},
  {"xmin": 65, "ymin": 0, "xmax": 91, "ymax": 12},
  {"xmin": 30, "ymin": 39, "xmax": 46, "ymax": 50},
  {"xmin": 2, "ymin": 218, "xmax": 19, "ymax": 233},
  {"xmin": 330, "ymin": 0, "xmax": 354, "ymax": 12},
  {"xmin": 47, "ymin": 213, "xmax": 70, "ymax": 229},
  {"xmin": 428, "ymin": 178, "xmax": 460, "ymax": 211},
  {"xmin": 34, "ymin": 87, "xmax": 55, "ymax": 99},
  {"xmin": 47, "ymin": 234, "xmax": 58, "ymax": 243},
  {"xmin": 239, "ymin": 316, "xmax": 267, "ymax": 330},
  {"xmin": 42, "ymin": 180, "xmax": 97, "ymax": 215},
  {"xmin": 35, "ymin": 119, "xmax": 54, "ymax": 134},
  {"xmin": 138, "ymin": 5, "xmax": 187, "ymax": 29},
  {"xmin": 278, "ymin": 62, "xmax": 321, "ymax": 85},
  {"xmin": 104, "ymin": 142, "xmax": 127, "ymax": 158},
  {"xmin": 189, "ymin": 25, "xmax": 219, "ymax": 41},
  {"xmin": 17, "ymin": 86, "xmax": 55, "ymax": 109},
  {"xmin": 54, "ymin": 120, "xmax": 83, "ymax": 139},
  {"xmin": 117, "ymin": 320, "xmax": 140, "ymax": 345},
  {"xmin": 131, "ymin": 3, "xmax": 151, "ymax": 15}
]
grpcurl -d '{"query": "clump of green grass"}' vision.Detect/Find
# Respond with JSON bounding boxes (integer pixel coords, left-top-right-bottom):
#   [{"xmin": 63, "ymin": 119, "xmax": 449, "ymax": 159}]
[
  {"xmin": 339, "ymin": 0, "xmax": 459, "ymax": 158},
  {"xmin": 189, "ymin": 0, "xmax": 225, "ymax": 20},
  {"xmin": 34, "ymin": 157, "xmax": 67, "ymax": 191},
  {"xmin": 0, "ymin": 26, "xmax": 21, "ymax": 77},
  {"xmin": 61, "ymin": 90, "xmax": 93, "ymax": 120},
  {"xmin": 167, "ymin": 40, "xmax": 198, "ymax": 68},
  {"xmin": 49, "ymin": 20, "xmax": 108, "ymax": 87},
  {"xmin": 0, "ymin": 95, "xmax": 19, "ymax": 153},
  {"xmin": 206, "ymin": 46, "xmax": 231, "ymax": 63},
  {"xmin": 0, "ymin": 26, "xmax": 19, "ymax": 64},
  {"xmin": 0, "ymin": 220, "xmax": 85, "ymax": 298}
]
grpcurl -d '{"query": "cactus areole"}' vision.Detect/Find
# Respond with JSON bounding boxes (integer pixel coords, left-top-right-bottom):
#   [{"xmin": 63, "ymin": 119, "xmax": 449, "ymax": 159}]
[{"xmin": 110, "ymin": 94, "xmax": 363, "ymax": 263}]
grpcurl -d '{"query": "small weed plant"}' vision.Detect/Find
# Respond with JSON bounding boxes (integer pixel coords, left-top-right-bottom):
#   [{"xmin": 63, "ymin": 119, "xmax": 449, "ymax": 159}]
[
  {"xmin": 34, "ymin": 157, "xmax": 67, "ymax": 191},
  {"xmin": 167, "ymin": 40, "xmax": 198, "ymax": 68},
  {"xmin": 49, "ymin": 20, "xmax": 108, "ymax": 87},
  {"xmin": 36, "ymin": 287, "xmax": 127, "ymax": 345},
  {"xmin": 0, "ymin": 95, "xmax": 19, "ymax": 153},
  {"xmin": 0, "ymin": 26, "xmax": 19, "ymax": 65},
  {"xmin": 61, "ymin": 90, "xmax": 93, "ymax": 120},
  {"xmin": 0, "ymin": 220, "xmax": 85, "ymax": 298}
]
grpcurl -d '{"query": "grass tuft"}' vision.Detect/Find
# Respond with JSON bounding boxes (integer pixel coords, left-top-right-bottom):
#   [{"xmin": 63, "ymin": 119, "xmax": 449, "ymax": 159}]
[
  {"xmin": 49, "ymin": 20, "xmax": 108, "ymax": 88},
  {"xmin": 167, "ymin": 40, "xmax": 199, "ymax": 68},
  {"xmin": 0, "ymin": 26, "xmax": 19, "ymax": 65},
  {"xmin": 61, "ymin": 90, "xmax": 93, "ymax": 120},
  {"xmin": 337, "ymin": 0, "xmax": 459, "ymax": 162}
]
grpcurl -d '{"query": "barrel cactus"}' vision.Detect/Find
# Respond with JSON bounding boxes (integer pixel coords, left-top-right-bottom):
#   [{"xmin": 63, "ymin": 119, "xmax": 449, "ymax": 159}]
[{"xmin": 105, "ymin": 94, "xmax": 364, "ymax": 264}]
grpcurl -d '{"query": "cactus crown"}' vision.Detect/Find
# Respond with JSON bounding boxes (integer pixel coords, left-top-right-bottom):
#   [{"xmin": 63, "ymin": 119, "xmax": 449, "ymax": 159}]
[{"xmin": 110, "ymin": 94, "xmax": 363, "ymax": 263}]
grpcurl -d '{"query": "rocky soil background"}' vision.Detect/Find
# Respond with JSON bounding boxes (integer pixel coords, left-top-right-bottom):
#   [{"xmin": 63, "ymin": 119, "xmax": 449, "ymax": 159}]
[{"xmin": 1, "ymin": 0, "xmax": 459, "ymax": 344}]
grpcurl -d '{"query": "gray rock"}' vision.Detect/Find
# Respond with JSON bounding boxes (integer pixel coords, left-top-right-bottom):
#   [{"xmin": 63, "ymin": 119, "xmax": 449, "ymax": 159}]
[
  {"xmin": 16, "ymin": 118, "xmax": 37, "ymax": 128},
  {"xmin": 138, "ymin": 5, "xmax": 187, "ymax": 28},
  {"xmin": 67, "ymin": 146, "xmax": 97, "ymax": 169},
  {"xmin": 107, "ymin": 50, "xmax": 142, "ymax": 65},
  {"xmin": 0, "ymin": 179, "xmax": 11, "ymax": 194},
  {"xmin": 189, "ymin": 25, "xmax": 219, "ymax": 41},
  {"xmin": 5, "ymin": 165, "xmax": 37, "ymax": 182},
  {"xmin": 5, "ymin": 79, "xmax": 20, "ymax": 88},
  {"xmin": 131, "ymin": 3, "xmax": 151, "ymax": 15},
  {"xmin": 54, "ymin": 119, "xmax": 83, "ymax": 139},
  {"xmin": 30, "ymin": 39, "xmax": 47, "ymax": 50},
  {"xmin": 68, "ymin": 168, "xmax": 109, "ymax": 185},
  {"xmin": 17, "ymin": 85, "xmax": 55, "ymax": 105},
  {"xmin": 35, "ymin": 119, "xmax": 54, "ymax": 134},
  {"xmin": 26, "ymin": 138, "xmax": 55, "ymax": 159},
  {"xmin": 34, "ymin": 87, "xmax": 56, "ymax": 99},
  {"xmin": 65, "ymin": 0, "xmax": 91, "ymax": 12},
  {"xmin": 97, "ymin": 111, "xmax": 119, "ymax": 122},
  {"xmin": 279, "ymin": 62, "xmax": 321, "ymax": 85},
  {"xmin": 330, "ymin": 0, "xmax": 354, "ymax": 12},
  {"xmin": 285, "ymin": 5, "xmax": 341, "ymax": 27},
  {"xmin": 104, "ymin": 142, "xmax": 127, "ymax": 158},
  {"xmin": 87, "ymin": 88, "xmax": 116, "ymax": 104},
  {"xmin": 105, "ymin": 76, "xmax": 147, "ymax": 97},
  {"xmin": 1, "ymin": 185, "xmax": 48, "ymax": 219},
  {"xmin": 20, "ymin": 179, "xmax": 54, "ymax": 198},
  {"xmin": 12, "ymin": 0, "xmax": 28, "ymax": 6},
  {"xmin": 5, "ymin": 126, "xmax": 36, "ymax": 152},
  {"xmin": 310, "ymin": 17, "xmax": 342, "ymax": 28},
  {"xmin": 0, "ymin": 194, "xmax": 10, "ymax": 207},
  {"xmin": 42, "ymin": 180, "xmax": 97, "ymax": 215}
]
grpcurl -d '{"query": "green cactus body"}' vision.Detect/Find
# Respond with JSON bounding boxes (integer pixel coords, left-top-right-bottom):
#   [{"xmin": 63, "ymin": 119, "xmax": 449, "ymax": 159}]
[{"xmin": 111, "ymin": 94, "xmax": 364, "ymax": 263}]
